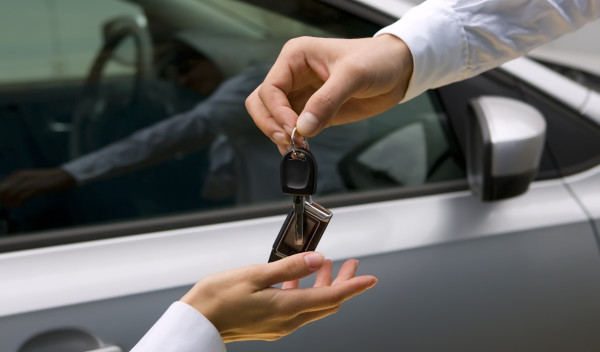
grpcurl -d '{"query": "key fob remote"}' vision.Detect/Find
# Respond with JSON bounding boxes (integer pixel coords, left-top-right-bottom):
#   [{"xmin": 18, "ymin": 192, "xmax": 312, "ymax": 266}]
[{"xmin": 268, "ymin": 199, "xmax": 332, "ymax": 262}]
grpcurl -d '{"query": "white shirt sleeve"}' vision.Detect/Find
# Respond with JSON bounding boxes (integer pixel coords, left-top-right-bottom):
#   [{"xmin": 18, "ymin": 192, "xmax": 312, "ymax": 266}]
[
  {"xmin": 130, "ymin": 301, "xmax": 226, "ymax": 352},
  {"xmin": 62, "ymin": 66, "xmax": 268, "ymax": 185},
  {"xmin": 376, "ymin": 0, "xmax": 600, "ymax": 102}
]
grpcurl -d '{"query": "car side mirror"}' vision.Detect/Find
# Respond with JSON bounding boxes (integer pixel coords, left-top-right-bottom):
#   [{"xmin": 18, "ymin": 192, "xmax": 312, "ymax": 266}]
[{"xmin": 466, "ymin": 96, "xmax": 546, "ymax": 201}]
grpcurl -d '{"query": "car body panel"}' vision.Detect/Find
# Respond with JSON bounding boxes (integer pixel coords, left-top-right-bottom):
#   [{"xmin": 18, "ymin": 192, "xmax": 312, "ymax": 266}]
[
  {"xmin": 1, "ymin": 0, "xmax": 600, "ymax": 351},
  {"xmin": 235, "ymin": 222, "xmax": 600, "ymax": 352},
  {"xmin": 501, "ymin": 58, "xmax": 600, "ymax": 125},
  {"xmin": 565, "ymin": 165, "xmax": 600, "ymax": 232},
  {"xmin": 530, "ymin": 19, "xmax": 600, "ymax": 76},
  {"xmin": 0, "ymin": 178, "xmax": 588, "ymax": 317},
  {"xmin": 5, "ymin": 218, "xmax": 600, "ymax": 352},
  {"xmin": 1, "ymin": 176, "xmax": 597, "ymax": 350}
]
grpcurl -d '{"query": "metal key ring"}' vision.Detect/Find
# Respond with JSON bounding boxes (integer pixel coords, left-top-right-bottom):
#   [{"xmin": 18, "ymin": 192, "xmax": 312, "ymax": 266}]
[{"xmin": 291, "ymin": 127, "xmax": 307, "ymax": 151}]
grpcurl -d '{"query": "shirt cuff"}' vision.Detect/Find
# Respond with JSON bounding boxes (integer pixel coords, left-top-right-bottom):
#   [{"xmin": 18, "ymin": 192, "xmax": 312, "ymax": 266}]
[
  {"xmin": 130, "ymin": 301, "xmax": 225, "ymax": 352},
  {"xmin": 375, "ymin": 0, "xmax": 468, "ymax": 102},
  {"xmin": 61, "ymin": 147, "xmax": 119, "ymax": 184},
  {"xmin": 61, "ymin": 161, "xmax": 88, "ymax": 185}
]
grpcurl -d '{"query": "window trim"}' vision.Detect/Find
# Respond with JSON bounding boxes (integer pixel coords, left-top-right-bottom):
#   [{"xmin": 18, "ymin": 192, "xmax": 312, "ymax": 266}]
[{"xmin": 0, "ymin": 178, "xmax": 467, "ymax": 253}]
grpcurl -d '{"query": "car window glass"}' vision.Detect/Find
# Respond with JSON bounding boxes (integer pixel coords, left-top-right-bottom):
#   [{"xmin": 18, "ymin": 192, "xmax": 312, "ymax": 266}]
[
  {"xmin": 337, "ymin": 94, "xmax": 464, "ymax": 191},
  {"xmin": 0, "ymin": 0, "xmax": 464, "ymax": 243},
  {"xmin": 0, "ymin": 0, "xmax": 141, "ymax": 85}
]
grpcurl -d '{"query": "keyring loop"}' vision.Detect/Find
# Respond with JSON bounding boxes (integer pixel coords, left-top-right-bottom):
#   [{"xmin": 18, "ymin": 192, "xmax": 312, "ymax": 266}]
[{"xmin": 290, "ymin": 127, "xmax": 307, "ymax": 151}]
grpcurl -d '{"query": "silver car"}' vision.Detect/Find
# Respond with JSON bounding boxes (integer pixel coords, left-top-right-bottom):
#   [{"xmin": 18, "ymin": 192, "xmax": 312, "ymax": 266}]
[{"xmin": 1, "ymin": 0, "xmax": 599, "ymax": 351}]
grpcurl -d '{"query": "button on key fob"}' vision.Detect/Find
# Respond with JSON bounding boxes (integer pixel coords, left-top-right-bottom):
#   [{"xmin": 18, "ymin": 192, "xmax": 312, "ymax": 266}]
[{"xmin": 280, "ymin": 147, "xmax": 317, "ymax": 195}]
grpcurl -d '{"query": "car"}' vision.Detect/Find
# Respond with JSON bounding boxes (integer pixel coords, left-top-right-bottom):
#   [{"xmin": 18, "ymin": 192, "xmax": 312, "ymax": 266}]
[{"xmin": 1, "ymin": 0, "xmax": 600, "ymax": 351}]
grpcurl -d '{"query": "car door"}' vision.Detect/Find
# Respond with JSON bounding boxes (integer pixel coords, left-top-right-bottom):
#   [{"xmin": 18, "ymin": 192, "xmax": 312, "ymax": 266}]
[
  {"xmin": 2, "ymin": 0, "xmax": 600, "ymax": 351},
  {"xmin": 3, "ymin": 76, "xmax": 600, "ymax": 351},
  {"xmin": 232, "ymin": 63, "xmax": 600, "ymax": 351}
]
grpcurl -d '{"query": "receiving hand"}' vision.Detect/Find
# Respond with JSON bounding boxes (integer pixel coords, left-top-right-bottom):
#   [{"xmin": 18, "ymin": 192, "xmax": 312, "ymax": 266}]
[
  {"xmin": 180, "ymin": 252, "xmax": 377, "ymax": 342},
  {"xmin": 0, "ymin": 168, "xmax": 76, "ymax": 207},
  {"xmin": 246, "ymin": 34, "xmax": 413, "ymax": 154}
]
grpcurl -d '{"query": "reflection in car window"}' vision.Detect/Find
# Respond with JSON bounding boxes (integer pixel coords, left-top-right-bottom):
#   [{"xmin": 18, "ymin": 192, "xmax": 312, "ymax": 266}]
[
  {"xmin": 338, "ymin": 95, "xmax": 464, "ymax": 191},
  {"xmin": 0, "ymin": 0, "xmax": 463, "ymax": 241},
  {"xmin": 0, "ymin": 0, "xmax": 141, "ymax": 84}
]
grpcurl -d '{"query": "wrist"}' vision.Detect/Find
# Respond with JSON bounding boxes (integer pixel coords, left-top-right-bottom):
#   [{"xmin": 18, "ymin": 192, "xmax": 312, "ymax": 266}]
[
  {"xmin": 375, "ymin": 34, "xmax": 414, "ymax": 101},
  {"xmin": 180, "ymin": 280, "xmax": 226, "ymax": 337},
  {"xmin": 55, "ymin": 168, "xmax": 77, "ymax": 188}
]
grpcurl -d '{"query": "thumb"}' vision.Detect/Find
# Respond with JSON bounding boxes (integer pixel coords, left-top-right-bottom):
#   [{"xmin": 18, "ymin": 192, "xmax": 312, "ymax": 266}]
[
  {"xmin": 258, "ymin": 252, "xmax": 325, "ymax": 287},
  {"xmin": 296, "ymin": 68, "xmax": 362, "ymax": 137}
]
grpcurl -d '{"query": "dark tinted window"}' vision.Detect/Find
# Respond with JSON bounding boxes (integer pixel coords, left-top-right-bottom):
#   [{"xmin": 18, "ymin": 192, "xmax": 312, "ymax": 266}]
[
  {"xmin": 0, "ymin": 0, "xmax": 463, "ymax": 248},
  {"xmin": 518, "ymin": 79, "xmax": 600, "ymax": 176}
]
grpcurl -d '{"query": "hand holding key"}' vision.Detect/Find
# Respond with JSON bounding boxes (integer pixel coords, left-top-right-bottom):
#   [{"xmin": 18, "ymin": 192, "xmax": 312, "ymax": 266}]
[
  {"xmin": 270, "ymin": 129, "xmax": 332, "ymax": 262},
  {"xmin": 246, "ymin": 35, "xmax": 413, "ymax": 154}
]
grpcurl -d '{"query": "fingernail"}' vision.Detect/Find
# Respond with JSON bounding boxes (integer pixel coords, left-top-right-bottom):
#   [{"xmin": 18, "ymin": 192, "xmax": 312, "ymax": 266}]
[
  {"xmin": 304, "ymin": 252, "xmax": 325, "ymax": 270},
  {"xmin": 272, "ymin": 132, "xmax": 288, "ymax": 145},
  {"xmin": 283, "ymin": 125, "xmax": 294, "ymax": 136},
  {"xmin": 297, "ymin": 112, "xmax": 320, "ymax": 135}
]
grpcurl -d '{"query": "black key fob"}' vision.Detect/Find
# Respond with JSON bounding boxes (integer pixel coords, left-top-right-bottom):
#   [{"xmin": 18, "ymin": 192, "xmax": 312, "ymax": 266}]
[{"xmin": 280, "ymin": 147, "xmax": 317, "ymax": 195}]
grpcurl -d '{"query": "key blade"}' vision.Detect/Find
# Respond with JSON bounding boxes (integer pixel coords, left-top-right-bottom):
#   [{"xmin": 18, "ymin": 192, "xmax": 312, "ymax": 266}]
[{"xmin": 293, "ymin": 195, "xmax": 304, "ymax": 246}]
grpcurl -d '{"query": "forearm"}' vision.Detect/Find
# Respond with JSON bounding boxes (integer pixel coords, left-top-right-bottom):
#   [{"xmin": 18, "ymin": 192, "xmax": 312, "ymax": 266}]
[
  {"xmin": 378, "ymin": 0, "xmax": 600, "ymax": 101},
  {"xmin": 63, "ymin": 106, "xmax": 214, "ymax": 184}
]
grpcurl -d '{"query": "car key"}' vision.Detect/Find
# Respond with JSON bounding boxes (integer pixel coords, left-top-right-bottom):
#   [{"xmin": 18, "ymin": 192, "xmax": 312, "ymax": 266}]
[
  {"xmin": 280, "ymin": 129, "xmax": 317, "ymax": 246},
  {"xmin": 269, "ymin": 128, "xmax": 332, "ymax": 262},
  {"xmin": 292, "ymin": 195, "xmax": 304, "ymax": 245}
]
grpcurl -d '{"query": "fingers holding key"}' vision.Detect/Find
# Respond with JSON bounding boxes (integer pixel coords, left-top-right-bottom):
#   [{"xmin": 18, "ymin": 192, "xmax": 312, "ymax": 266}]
[{"xmin": 247, "ymin": 35, "xmax": 415, "ymax": 152}]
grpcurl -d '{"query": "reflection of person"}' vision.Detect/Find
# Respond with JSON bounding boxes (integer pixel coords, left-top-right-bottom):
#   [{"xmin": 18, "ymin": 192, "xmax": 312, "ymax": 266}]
[
  {"xmin": 247, "ymin": 0, "xmax": 600, "ymax": 154},
  {"xmin": 0, "ymin": 39, "xmax": 226, "ymax": 207},
  {"xmin": 131, "ymin": 252, "xmax": 377, "ymax": 351},
  {"xmin": 0, "ymin": 36, "xmax": 367, "ymax": 208}
]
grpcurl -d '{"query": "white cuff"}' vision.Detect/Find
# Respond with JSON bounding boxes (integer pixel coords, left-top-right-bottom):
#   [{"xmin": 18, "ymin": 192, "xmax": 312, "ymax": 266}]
[
  {"xmin": 130, "ymin": 301, "xmax": 225, "ymax": 352},
  {"xmin": 375, "ymin": 0, "xmax": 468, "ymax": 102}
]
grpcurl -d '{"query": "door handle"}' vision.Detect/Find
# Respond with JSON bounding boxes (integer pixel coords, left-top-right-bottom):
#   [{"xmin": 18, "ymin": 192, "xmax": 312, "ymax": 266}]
[{"xmin": 19, "ymin": 328, "xmax": 125, "ymax": 352}]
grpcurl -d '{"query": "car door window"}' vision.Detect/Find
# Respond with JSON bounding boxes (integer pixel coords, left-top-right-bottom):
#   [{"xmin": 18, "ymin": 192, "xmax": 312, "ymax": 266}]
[
  {"xmin": 0, "ymin": 0, "xmax": 464, "ymax": 248},
  {"xmin": 336, "ymin": 93, "xmax": 464, "ymax": 191},
  {"xmin": 0, "ymin": 0, "xmax": 141, "ymax": 84}
]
